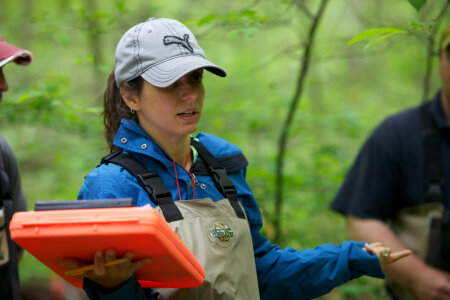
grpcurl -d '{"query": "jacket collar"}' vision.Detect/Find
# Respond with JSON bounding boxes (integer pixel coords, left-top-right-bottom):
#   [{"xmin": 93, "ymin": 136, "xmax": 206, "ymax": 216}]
[{"xmin": 113, "ymin": 119, "xmax": 172, "ymax": 163}]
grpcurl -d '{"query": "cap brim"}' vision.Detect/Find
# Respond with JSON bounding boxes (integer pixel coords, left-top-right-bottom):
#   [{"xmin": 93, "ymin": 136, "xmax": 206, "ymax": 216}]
[
  {"xmin": 141, "ymin": 55, "xmax": 226, "ymax": 88},
  {"xmin": 0, "ymin": 39, "xmax": 33, "ymax": 68}
]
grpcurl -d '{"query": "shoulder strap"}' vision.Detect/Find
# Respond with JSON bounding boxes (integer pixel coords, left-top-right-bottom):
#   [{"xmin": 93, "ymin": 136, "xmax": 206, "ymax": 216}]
[
  {"xmin": 101, "ymin": 150, "xmax": 183, "ymax": 222},
  {"xmin": 421, "ymin": 101, "xmax": 444, "ymax": 203},
  {"xmin": 191, "ymin": 140, "xmax": 245, "ymax": 219},
  {"xmin": 0, "ymin": 146, "xmax": 21, "ymax": 300},
  {"xmin": 190, "ymin": 152, "xmax": 248, "ymax": 176}
]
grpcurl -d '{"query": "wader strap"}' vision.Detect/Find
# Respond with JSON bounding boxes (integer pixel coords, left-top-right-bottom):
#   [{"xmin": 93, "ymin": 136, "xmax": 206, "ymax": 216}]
[
  {"xmin": 420, "ymin": 102, "xmax": 444, "ymax": 203},
  {"xmin": 102, "ymin": 151, "xmax": 183, "ymax": 222},
  {"xmin": 190, "ymin": 152, "xmax": 249, "ymax": 175},
  {"xmin": 191, "ymin": 140, "xmax": 246, "ymax": 219},
  {"xmin": 0, "ymin": 149, "xmax": 21, "ymax": 300}
]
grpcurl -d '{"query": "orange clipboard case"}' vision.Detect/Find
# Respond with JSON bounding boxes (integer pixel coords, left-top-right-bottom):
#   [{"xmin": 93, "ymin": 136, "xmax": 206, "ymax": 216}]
[{"xmin": 10, "ymin": 206, "xmax": 205, "ymax": 289}]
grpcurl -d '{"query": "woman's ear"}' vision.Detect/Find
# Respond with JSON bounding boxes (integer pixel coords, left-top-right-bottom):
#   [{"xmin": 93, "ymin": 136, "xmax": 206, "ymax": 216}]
[{"xmin": 120, "ymin": 86, "xmax": 140, "ymax": 112}]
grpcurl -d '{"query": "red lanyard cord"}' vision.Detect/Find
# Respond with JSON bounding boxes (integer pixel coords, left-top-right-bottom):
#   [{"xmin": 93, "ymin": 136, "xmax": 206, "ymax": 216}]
[{"xmin": 171, "ymin": 149, "xmax": 195, "ymax": 201}]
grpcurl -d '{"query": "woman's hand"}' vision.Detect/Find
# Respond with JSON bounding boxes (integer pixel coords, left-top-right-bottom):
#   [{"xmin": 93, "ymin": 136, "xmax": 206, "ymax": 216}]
[
  {"xmin": 363, "ymin": 242, "xmax": 412, "ymax": 269},
  {"xmin": 61, "ymin": 249, "xmax": 151, "ymax": 290}
]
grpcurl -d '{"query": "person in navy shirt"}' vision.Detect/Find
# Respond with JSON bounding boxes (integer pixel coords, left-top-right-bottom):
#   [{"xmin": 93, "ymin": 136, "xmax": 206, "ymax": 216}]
[{"xmin": 331, "ymin": 23, "xmax": 450, "ymax": 300}]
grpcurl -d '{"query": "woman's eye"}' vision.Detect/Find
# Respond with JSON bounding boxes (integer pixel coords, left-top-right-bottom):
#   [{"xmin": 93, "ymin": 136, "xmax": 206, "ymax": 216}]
[{"xmin": 190, "ymin": 73, "xmax": 203, "ymax": 83}]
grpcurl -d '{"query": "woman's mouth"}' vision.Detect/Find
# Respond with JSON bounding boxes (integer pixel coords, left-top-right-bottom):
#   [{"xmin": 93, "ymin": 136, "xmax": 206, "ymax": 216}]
[
  {"xmin": 178, "ymin": 111, "xmax": 196, "ymax": 116},
  {"xmin": 177, "ymin": 110, "xmax": 197, "ymax": 116}
]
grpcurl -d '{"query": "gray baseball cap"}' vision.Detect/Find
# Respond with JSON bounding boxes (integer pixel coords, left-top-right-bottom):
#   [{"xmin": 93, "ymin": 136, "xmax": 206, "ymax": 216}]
[{"xmin": 114, "ymin": 18, "xmax": 227, "ymax": 88}]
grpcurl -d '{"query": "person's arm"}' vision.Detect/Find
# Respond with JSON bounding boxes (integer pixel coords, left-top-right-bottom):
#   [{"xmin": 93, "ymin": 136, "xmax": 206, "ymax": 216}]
[
  {"xmin": 0, "ymin": 136, "xmax": 27, "ymax": 214},
  {"xmin": 232, "ymin": 170, "xmax": 393, "ymax": 300},
  {"xmin": 0, "ymin": 135, "xmax": 27, "ymax": 260},
  {"xmin": 347, "ymin": 216, "xmax": 450, "ymax": 300}
]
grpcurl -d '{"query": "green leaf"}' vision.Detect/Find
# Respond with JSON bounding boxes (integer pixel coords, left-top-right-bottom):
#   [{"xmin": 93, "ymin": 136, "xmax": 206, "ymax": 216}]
[
  {"xmin": 407, "ymin": 0, "xmax": 427, "ymax": 11},
  {"xmin": 226, "ymin": 26, "xmax": 261, "ymax": 39},
  {"xmin": 347, "ymin": 27, "xmax": 408, "ymax": 45},
  {"xmin": 198, "ymin": 13, "xmax": 217, "ymax": 26},
  {"xmin": 226, "ymin": 29, "xmax": 242, "ymax": 40},
  {"xmin": 239, "ymin": 10, "xmax": 257, "ymax": 20},
  {"xmin": 241, "ymin": 26, "xmax": 260, "ymax": 37},
  {"xmin": 362, "ymin": 32, "xmax": 405, "ymax": 51},
  {"xmin": 115, "ymin": 1, "xmax": 126, "ymax": 12}
]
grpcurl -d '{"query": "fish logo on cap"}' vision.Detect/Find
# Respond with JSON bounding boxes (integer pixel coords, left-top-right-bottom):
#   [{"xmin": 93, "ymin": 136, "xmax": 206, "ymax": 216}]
[{"xmin": 163, "ymin": 34, "xmax": 194, "ymax": 53}]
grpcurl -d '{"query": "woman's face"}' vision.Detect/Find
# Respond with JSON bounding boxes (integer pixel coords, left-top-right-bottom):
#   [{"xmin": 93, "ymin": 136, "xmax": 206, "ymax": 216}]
[{"xmin": 135, "ymin": 69, "xmax": 205, "ymax": 141}]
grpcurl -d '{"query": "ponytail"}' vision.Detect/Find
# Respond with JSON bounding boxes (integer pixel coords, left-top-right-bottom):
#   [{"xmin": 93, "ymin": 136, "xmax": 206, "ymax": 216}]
[{"xmin": 103, "ymin": 70, "xmax": 142, "ymax": 151}]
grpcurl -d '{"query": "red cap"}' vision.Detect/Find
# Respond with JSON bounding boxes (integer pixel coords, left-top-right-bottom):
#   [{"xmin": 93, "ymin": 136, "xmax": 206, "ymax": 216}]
[{"xmin": 0, "ymin": 37, "xmax": 33, "ymax": 68}]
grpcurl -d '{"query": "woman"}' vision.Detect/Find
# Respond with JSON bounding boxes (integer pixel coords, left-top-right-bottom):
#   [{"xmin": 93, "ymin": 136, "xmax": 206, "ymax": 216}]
[{"xmin": 74, "ymin": 18, "xmax": 411, "ymax": 299}]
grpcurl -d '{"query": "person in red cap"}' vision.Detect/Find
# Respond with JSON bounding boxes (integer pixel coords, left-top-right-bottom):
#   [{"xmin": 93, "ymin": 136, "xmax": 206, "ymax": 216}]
[
  {"xmin": 0, "ymin": 36, "xmax": 32, "ymax": 300},
  {"xmin": 0, "ymin": 37, "xmax": 32, "ymax": 101}
]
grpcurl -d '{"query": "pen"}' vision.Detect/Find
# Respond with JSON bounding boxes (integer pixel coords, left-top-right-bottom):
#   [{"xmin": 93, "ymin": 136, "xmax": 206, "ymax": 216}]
[{"xmin": 64, "ymin": 258, "xmax": 129, "ymax": 276}]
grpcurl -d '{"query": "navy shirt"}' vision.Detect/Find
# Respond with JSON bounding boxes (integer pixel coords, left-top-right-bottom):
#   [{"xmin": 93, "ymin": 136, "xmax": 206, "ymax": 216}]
[{"xmin": 331, "ymin": 91, "xmax": 450, "ymax": 221}]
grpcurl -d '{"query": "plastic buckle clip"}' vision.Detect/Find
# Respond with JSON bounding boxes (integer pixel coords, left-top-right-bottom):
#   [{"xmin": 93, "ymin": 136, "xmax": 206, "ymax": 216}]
[
  {"xmin": 137, "ymin": 173, "xmax": 172, "ymax": 205},
  {"xmin": 208, "ymin": 167, "xmax": 237, "ymax": 200}
]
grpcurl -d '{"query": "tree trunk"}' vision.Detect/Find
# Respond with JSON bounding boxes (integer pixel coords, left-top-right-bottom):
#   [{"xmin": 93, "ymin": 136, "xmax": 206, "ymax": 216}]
[{"xmin": 273, "ymin": 0, "xmax": 329, "ymax": 243}]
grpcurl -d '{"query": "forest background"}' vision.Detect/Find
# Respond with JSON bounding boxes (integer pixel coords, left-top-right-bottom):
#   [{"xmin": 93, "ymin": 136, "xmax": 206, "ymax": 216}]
[{"xmin": 1, "ymin": 0, "xmax": 448, "ymax": 299}]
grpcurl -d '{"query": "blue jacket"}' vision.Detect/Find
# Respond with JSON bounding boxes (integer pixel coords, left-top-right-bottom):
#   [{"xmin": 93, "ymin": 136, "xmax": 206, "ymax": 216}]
[{"xmin": 78, "ymin": 119, "xmax": 384, "ymax": 300}]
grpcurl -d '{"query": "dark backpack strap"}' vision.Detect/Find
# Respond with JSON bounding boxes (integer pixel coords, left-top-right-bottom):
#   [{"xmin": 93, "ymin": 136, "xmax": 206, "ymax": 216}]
[
  {"xmin": 0, "ymin": 148, "xmax": 21, "ymax": 300},
  {"xmin": 421, "ymin": 102, "xmax": 444, "ymax": 203},
  {"xmin": 101, "ymin": 150, "xmax": 183, "ymax": 222},
  {"xmin": 190, "ymin": 152, "xmax": 248, "ymax": 176},
  {"xmin": 191, "ymin": 140, "xmax": 245, "ymax": 219}
]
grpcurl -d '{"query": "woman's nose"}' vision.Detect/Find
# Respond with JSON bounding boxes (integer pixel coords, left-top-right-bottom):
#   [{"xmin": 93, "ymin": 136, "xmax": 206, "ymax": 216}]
[{"xmin": 178, "ymin": 80, "xmax": 198, "ymax": 102}]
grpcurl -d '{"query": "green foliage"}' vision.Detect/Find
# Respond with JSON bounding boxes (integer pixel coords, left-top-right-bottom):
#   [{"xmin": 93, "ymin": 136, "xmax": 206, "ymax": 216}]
[
  {"xmin": 0, "ymin": 75, "xmax": 102, "ymax": 134},
  {"xmin": 347, "ymin": 27, "xmax": 408, "ymax": 47},
  {"xmin": 348, "ymin": 0, "xmax": 446, "ymax": 51},
  {"xmin": 195, "ymin": 9, "xmax": 272, "ymax": 39},
  {"xmin": 0, "ymin": 0, "xmax": 446, "ymax": 298}
]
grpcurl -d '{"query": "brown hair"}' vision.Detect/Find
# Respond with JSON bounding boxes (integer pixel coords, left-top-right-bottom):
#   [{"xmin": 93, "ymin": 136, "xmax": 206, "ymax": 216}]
[{"xmin": 103, "ymin": 70, "xmax": 143, "ymax": 151}]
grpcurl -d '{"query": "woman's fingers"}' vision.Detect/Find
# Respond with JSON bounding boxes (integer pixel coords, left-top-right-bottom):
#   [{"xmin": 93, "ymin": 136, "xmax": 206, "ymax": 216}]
[
  {"xmin": 121, "ymin": 251, "xmax": 151, "ymax": 273},
  {"xmin": 123, "ymin": 252, "xmax": 134, "ymax": 262},
  {"xmin": 64, "ymin": 250, "xmax": 150, "ymax": 283},
  {"xmin": 105, "ymin": 249, "xmax": 117, "ymax": 262},
  {"xmin": 60, "ymin": 258, "xmax": 84, "ymax": 269},
  {"xmin": 363, "ymin": 242, "xmax": 387, "ymax": 255},
  {"xmin": 363, "ymin": 242, "xmax": 412, "ymax": 265},
  {"xmin": 93, "ymin": 251, "xmax": 106, "ymax": 275},
  {"xmin": 386, "ymin": 249, "xmax": 412, "ymax": 263},
  {"xmin": 131, "ymin": 257, "xmax": 152, "ymax": 273},
  {"xmin": 369, "ymin": 242, "xmax": 382, "ymax": 248}
]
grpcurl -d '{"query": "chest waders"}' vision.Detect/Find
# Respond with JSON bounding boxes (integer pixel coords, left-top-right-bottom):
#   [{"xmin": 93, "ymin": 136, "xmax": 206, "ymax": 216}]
[
  {"xmin": 102, "ymin": 140, "xmax": 260, "ymax": 300},
  {"xmin": 386, "ymin": 102, "xmax": 449, "ymax": 300},
  {"xmin": 0, "ymin": 147, "xmax": 21, "ymax": 300}
]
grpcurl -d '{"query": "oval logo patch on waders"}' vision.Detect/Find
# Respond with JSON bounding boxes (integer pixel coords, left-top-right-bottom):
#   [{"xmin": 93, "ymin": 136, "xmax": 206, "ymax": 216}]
[{"xmin": 208, "ymin": 223, "xmax": 236, "ymax": 247}]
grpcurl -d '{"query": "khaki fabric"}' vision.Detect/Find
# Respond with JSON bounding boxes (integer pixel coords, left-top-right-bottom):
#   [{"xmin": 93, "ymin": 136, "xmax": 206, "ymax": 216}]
[
  {"xmin": 154, "ymin": 198, "xmax": 260, "ymax": 300},
  {"xmin": 385, "ymin": 202, "xmax": 444, "ymax": 300}
]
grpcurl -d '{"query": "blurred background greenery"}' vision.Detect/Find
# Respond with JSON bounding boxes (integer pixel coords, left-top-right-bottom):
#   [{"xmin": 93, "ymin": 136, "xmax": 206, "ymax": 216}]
[{"xmin": 1, "ymin": 0, "xmax": 448, "ymax": 298}]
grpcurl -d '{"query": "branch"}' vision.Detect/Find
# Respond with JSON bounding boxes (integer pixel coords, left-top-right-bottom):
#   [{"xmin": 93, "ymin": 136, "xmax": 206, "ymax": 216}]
[
  {"xmin": 422, "ymin": 0, "xmax": 450, "ymax": 102},
  {"xmin": 247, "ymin": 44, "xmax": 302, "ymax": 73},
  {"xmin": 195, "ymin": 0, "xmax": 264, "ymax": 39},
  {"xmin": 273, "ymin": 0, "xmax": 329, "ymax": 243},
  {"xmin": 292, "ymin": 0, "xmax": 314, "ymax": 20},
  {"xmin": 433, "ymin": 0, "xmax": 450, "ymax": 23}
]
